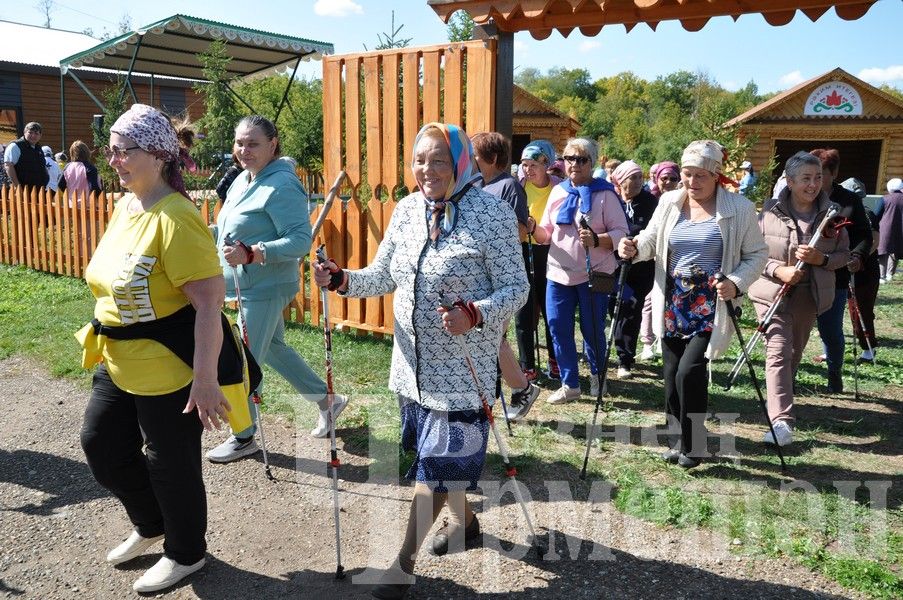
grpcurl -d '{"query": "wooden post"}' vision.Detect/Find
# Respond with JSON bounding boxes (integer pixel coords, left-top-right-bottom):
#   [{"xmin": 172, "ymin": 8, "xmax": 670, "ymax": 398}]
[{"xmin": 473, "ymin": 23, "xmax": 511, "ymax": 140}]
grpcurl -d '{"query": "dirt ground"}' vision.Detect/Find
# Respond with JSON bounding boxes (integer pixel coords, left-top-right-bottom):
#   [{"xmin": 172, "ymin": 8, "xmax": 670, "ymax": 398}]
[{"xmin": 0, "ymin": 355, "xmax": 867, "ymax": 599}]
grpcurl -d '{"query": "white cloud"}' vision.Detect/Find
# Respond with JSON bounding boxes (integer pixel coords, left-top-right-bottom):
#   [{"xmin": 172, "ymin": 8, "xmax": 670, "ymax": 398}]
[
  {"xmin": 858, "ymin": 65, "xmax": 903, "ymax": 85},
  {"xmin": 580, "ymin": 40, "xmax": 602, "ymax": 53},
  {"xmin": 779, "ymin": 70, "xmax": 805, "ymax": 87},
  {"xmin": 313, "ymin": 0, "xmax": 363, "ymax": 17}
]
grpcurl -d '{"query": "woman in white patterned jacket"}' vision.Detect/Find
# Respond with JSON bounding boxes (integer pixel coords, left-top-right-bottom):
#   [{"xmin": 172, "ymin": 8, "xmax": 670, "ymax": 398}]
[{"xmin": 315, "ymin": 122, "xmax": 528, "ymax": 600}]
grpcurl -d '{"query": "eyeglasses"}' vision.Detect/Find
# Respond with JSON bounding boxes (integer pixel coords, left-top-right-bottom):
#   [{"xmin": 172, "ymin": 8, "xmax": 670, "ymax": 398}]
[
  {"xmin": 102, "ymin": 145, "xmax": 142, "ymax": 160},
  {"xmin": 562, "ymin": 155, "xmax": 590, "ymax": 165},
  {"xmin": 659, "ymin": 176, "xmax": 680, "ymax": 183}
]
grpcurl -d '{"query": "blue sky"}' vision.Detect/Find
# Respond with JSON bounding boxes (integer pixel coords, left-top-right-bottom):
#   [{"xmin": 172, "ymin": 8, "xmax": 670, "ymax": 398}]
[{"xmin": 6, "ymin": 0, "xmax": 902, "ymax": 93}]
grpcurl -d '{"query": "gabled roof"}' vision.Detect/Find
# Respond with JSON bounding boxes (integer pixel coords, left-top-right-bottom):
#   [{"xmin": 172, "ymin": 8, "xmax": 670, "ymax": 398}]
[
  {"xmin": 726, "ymin": 68, "xmax": 903, "ymax": 126},
  {"xmin": 428, "ymin": 0, "xmax": 878, "ymax": 40},
  {"xmin": 513, "ymin": 84, "xmax": 580, "ymax": 130},
  {"xmin": 0, "ymin": 20, "xmax": 98, "ymax": 68},
  {"xmin": 60, "ymin": 14, "xmax": 333, "ymax": 81}
]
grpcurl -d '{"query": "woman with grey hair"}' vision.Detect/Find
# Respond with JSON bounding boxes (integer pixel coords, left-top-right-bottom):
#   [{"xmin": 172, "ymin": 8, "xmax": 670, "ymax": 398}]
[
  {"xmin": 619, "ymin": 140, "xmax": 767, "ymax": 468},
  {"xmin": 748, "ymin": 151, "xmax": 849, "ymax": 446},
  {"xmin": 532, "ymin": 137, "xmax": 629, "ymax": 404}
]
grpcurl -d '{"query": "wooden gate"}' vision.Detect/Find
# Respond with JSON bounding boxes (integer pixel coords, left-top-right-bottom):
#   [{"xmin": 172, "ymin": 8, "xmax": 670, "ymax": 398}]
[{"xmin": 309, "ymin": 39, "xmax": 498, "ymax": 335}]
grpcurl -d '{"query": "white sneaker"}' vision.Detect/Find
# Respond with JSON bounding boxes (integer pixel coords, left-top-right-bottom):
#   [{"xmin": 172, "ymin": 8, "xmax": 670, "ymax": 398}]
[
  {"xmin": 547, "ymin": 385, "xmax": 581, "ymax": 405},
  {"xmin": 106, "ymin": 531, "xmax": 164, "ymax": 565},
  {"xmin": 133, "ymin": 556, "xmax": 205, "ymax": 593},
  {"xmin": 205, "ymin": 435, "xmax": 259, "ymax": 463},
  {"xmin": 617, "ymin": 366, "xmax": 632, "ymax": 380},
  {"xmin": 639, "ymin": 345, "xmax": 655, "ymax": 361},
  {"xmin": 859, "ymin": 348, "xmax": 877, "ymax": 362},
  {"xmin": 762, "ymin": 420, "xmax": 793, "ymax": 447},
  {"xmin": 311, "ymin": 394, "xmax": 348, "ymax": 438}
]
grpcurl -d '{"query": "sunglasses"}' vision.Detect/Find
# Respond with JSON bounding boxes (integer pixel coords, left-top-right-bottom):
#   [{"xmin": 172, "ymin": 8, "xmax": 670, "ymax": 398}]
[
  {"xmin": 562, "ymin": 155, "xmax": 590, "ymax": 165},
  {"xmin": 102, "ymin": 144, "xmax": 142, "ymax": 160},
  {"xmin": 659, "ymin": 176, "xmax": 680, "ymax": 183}
]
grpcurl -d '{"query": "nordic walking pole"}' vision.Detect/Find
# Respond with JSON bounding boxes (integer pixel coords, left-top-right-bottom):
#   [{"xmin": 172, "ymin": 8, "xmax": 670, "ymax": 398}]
[
  {"xmin": 580, "ymin": 233, "xmax": 632, "ymax": 480},
  {"xmin": 315, "ymin": 244, "xmax": 346, "ymax": 580},
  {"xmin": 527, "ymin": 232, "xmax": 542, "ymax": 374},
  {"xmin": 311, "ymin": 170, "xmax": 347, "ymax": 241},
  {"xmin": 496, "ymin": 376, "xmax": 514, "ymax": 436},
  {"xmin": 438, "ymin": 294, "xmax": 545, "ymax": 560},
  {"xmin": 715, "ymin": 273, "xmax": 787, "ymax": 472},
  {"xmin": 726, "ymin": 206, "xmax": 840, "ymax": 388},
  {"xmin": 224, "ymin": 234, "xmax": 274, "ymax": 481}
]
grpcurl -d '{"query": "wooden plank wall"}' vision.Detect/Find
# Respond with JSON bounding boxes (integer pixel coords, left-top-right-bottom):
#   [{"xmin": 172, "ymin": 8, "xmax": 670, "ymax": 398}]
[
  {"xmin": 315, "ymin": 39, "xmax": 498, "ymax": 336},
  {"xmin": 18, "ymin": 72, "xmax": 205, "ymax": 157}
]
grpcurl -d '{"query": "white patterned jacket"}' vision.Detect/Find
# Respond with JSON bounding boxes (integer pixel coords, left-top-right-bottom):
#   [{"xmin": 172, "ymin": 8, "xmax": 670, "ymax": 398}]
[{"xmin": 344, "ymin": 186, "xmax": 529, "ymax": 412}]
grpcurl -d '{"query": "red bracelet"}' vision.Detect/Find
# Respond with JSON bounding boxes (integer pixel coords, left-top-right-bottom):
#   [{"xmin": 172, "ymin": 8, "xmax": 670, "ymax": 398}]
[
  {"xmin": 235, "ymin": 240, "xmax": 254, "ymax": 264},
  {"xmin": 452, "ymin": 299, "xmax": 480, "ymax": 329}
]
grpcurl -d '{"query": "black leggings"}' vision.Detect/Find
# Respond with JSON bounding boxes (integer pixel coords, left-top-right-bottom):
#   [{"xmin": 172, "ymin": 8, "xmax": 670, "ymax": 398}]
[
  {"xmin": 80, "ymin": 365, "xmax": 206, "ymax": 565},
  {"xmin": 662, "ymin": 333, "xmax": 711, "ymax": 456},
  {"xmin": 515, "ymin": 242, "xmax": 556, "ymax": 370}
]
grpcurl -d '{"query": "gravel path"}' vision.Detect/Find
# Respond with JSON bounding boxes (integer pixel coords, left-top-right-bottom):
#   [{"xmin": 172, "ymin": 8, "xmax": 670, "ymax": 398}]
[{"xmin": 0, "ymin": 356, "xmax": 863, "ymax": 599}]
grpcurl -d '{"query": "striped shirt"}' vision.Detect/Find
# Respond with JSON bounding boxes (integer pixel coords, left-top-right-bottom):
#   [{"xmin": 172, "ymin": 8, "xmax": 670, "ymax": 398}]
[{"xmin": 668, "ymin": 213, "xmax": 723, "ymax": 275}]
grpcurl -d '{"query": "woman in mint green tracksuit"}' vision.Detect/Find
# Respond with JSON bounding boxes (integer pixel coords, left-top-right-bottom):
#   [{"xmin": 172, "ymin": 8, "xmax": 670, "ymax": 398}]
[{"xmin": 206, "ymin": 115, "xmax": 343, "ymax": 464}]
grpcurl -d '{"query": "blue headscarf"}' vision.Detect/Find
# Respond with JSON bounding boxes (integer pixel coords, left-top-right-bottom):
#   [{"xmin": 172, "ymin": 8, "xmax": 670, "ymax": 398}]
[
  {"xmin": 556, "ymin": 177, "xmax": 615, "ymax": 225},
  {"xmin": 520, "ymin": 140, "xmax": 556, "ymax": 165}
]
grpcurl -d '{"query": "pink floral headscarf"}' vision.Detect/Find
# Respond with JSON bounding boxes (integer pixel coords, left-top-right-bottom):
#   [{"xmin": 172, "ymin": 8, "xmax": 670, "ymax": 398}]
[{"xmin": 111, "ymin": 104, "xmax": 189, "ymax": 199}]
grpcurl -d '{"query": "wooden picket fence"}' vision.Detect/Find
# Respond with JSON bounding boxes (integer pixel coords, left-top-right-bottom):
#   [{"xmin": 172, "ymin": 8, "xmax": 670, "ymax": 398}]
[
  {"xmin": 315, "ymin": 39, "xmax": 498, "ymax": 335},
  {"xmin": 0, "ymin": 185, "xmax": 118, "ymax": 278}
]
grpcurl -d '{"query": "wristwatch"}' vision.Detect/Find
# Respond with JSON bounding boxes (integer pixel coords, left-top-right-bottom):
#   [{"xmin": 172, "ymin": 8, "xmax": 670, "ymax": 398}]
[
  {"xmin": 821, "ymin": 253, "xmax": 830, "ymax": 267},
  {"xmin": 257, "ymin": 241, "xmax": 267, "ymax": 265}
]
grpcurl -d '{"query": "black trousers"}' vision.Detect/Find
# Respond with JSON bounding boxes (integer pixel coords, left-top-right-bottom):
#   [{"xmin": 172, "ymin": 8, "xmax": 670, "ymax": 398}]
[
  {"xmin": 614, "ymin": 267, "xmax": 654, "ymax": 369},
  {"xmin": 662, "ymin": 333, "xmax": 710, "ymax": 456},
  {"xmin": 515, "ymin": 242, "xmax": 556, "ymax": 370},
  {"xmin": 853, "ymin": 274, "xmax": 879, "ymax": 350},
  {"xmin": 80, "ymin": 365, "xmax": 206, "ymax": 565}
]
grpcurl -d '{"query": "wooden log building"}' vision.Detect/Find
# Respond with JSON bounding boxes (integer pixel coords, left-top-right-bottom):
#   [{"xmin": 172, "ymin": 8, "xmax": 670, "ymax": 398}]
[{"xmin": 726, "ymin": 67, "xmax": 903, "ymax": 194}]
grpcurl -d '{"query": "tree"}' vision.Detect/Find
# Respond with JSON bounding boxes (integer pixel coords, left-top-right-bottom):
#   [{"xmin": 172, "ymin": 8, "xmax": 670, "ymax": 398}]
[
  {"xmin": 363, "ymin": 11, "xmax": 412, "ymax": 51},
  {"xmin": 93, "ymin": 82, "xmax": 126, "ymax": 188},
  {"xmin": 35, "ymin": 0, "xmax": 54, "ymax": 28},
  {"xmin": 447, "ymin": 10, "xmax": 475, "ymax": 42},
  {"xmin": 233, "ymin": 76, "xmax": 325, "ymax": 173},
  {"xmin": 192, "ymin": 40, "xmax": 242, "ymax": 169}
]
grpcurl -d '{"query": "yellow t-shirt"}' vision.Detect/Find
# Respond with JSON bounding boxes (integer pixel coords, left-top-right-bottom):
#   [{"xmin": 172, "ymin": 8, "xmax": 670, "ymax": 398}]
[
  {"xmin": 84, "ymin": 192, "xmax": 223, "ymax": 395},
  {"xmin": 523, "ymin": 181, "xmax": 554, "ymax": 242}
]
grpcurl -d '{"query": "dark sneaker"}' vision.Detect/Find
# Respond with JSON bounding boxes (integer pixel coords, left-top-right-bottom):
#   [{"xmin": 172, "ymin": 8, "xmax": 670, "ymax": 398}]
[
  {"xmin": 506, "ymin": 384, "xmax": 540, "ymax": 421},
  {"xmin": 431, "ymin": 515, "xmax": 481, "ymax": 556},
  {"xmin": 677, "ymin": 453, "xmax": 701, "ymax": 469},
  {"xmin": 660, "ymin": 448, "xmax": 680, "ymax": 464},
  {"xmin": 547, "ymin": 359, "xmax": 561, "ymax": 380}
]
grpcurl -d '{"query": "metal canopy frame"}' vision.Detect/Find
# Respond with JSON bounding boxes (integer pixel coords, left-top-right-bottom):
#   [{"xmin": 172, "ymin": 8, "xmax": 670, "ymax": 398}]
[{"xmin": 57, "ymin": 14, "xmax": 333, "ymax": 149}]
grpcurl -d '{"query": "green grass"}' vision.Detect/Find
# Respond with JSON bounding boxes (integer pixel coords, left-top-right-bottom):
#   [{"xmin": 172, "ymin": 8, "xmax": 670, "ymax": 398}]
[{"xmin": 2, "ymin": 263, "xmax": 902, "ymax": 598}]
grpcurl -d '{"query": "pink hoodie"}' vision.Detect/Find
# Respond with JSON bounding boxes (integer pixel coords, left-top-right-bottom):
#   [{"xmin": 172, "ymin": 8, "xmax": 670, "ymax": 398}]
[{"xmin": 537, "ymin": 184, "xmax": 629, "ymax": 286}]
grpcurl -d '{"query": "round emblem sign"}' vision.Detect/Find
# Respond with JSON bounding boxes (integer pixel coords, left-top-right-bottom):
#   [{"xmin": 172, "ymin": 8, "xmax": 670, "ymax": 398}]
[{"xmin": 804, "ymin": 81, "xmax": 863, "ymax": 116}]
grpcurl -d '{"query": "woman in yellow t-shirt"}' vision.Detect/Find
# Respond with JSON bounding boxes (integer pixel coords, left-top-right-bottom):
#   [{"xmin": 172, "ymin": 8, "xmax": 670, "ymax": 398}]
[
  {"xmin": 516, "ymin": 140, "xmax": 561, "ymax": 386},
  {"xmin": 78, "ymin": 104, "xmax": 227, "ymax": 593}
]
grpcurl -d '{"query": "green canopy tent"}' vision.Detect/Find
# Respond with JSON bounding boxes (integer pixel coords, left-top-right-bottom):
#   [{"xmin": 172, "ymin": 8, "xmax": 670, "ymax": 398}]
[{"xmin": 58, "ymin": 14, "xmax": 333, "ymax": 147}]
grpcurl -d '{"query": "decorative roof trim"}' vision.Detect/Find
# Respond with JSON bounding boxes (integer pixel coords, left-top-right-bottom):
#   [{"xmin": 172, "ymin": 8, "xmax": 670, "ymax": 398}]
[{"xmin": 428, "ymin": 0, "xmax": 877, "ymax": 39}]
